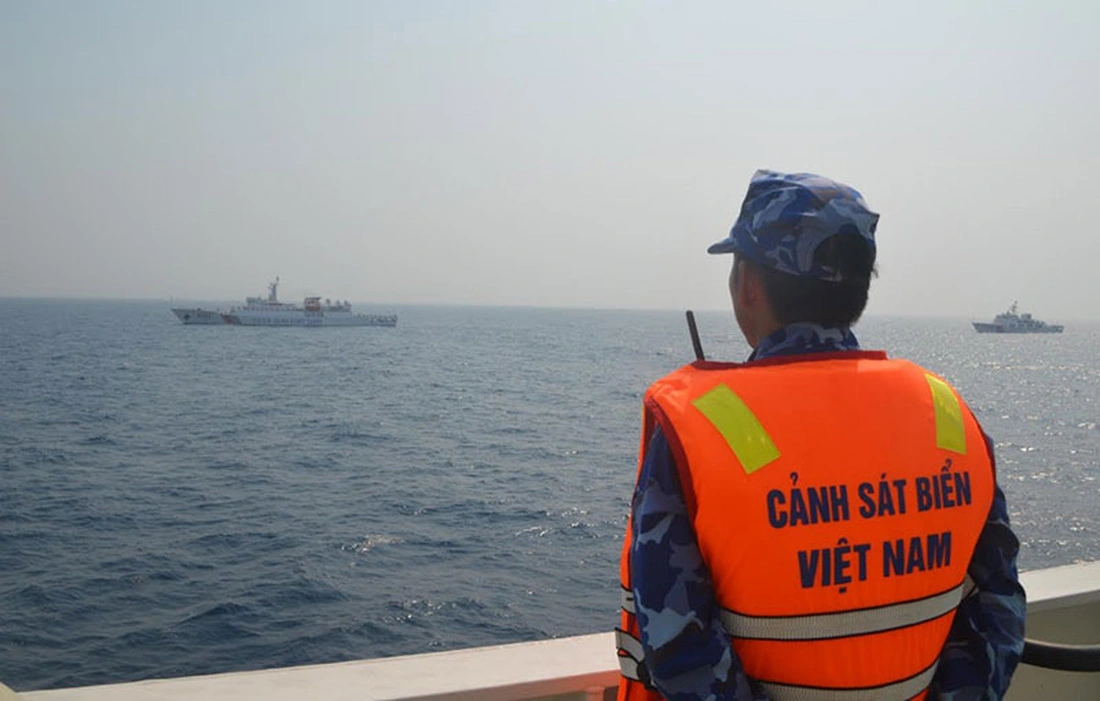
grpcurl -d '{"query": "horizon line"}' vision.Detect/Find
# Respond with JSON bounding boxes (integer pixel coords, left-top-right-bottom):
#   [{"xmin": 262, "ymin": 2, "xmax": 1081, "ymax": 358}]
[{"xmin": 2, "ymin": 295, "xmax": 1096, "ymax": 323}]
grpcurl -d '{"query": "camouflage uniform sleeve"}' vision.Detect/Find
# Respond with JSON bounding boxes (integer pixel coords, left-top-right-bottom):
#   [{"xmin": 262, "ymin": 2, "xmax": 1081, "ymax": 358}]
[
  {"xmin": 630, "ymin": 426, "xmax": 766, "ymax": 701},
  {"xmin": 927, "ymin": 434, "xmax": 1026, "ymax": 700}
]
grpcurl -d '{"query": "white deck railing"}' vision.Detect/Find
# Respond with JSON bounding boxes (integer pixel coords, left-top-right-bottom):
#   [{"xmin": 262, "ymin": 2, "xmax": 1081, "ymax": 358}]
[{"xmin": 12, "ymin": 561, "xmax": 1100, "ymax": 701}]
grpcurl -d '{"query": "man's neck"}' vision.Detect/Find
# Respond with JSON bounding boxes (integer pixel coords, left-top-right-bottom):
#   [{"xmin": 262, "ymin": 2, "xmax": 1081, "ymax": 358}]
[{"xmin": 748, "ymin": 323, "xmax": 860, "ymax": 362}]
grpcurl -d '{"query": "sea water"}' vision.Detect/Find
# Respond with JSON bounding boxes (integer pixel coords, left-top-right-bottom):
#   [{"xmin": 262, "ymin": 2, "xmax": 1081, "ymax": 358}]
[{"xmin": 1, "ymin": 300, "xmax": 1097, "ymax": 690}]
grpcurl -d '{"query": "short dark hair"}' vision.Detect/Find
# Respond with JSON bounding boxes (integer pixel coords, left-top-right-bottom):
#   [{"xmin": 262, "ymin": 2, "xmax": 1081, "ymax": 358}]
[{"xmin": 738, "ymin": 236, "xmax": 876, "ymax": 327}]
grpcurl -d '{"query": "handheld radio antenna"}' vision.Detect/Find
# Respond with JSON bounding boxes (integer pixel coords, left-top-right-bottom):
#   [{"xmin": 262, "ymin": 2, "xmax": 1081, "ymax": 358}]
[{"xmin": 685, "ymin": 310, "xmax": 705, "ymax": 361}]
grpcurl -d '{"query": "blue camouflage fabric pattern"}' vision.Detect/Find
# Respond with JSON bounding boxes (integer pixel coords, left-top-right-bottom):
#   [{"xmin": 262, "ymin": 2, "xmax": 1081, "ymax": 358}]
[
  {"xmin": 707, "ymin": 170, "xmax": 879, "ymax": 282},
  {"xmin": 745, "ymin": 323, "xmax": 858, "ymax": 361},
  {"xmin": 629, "ymin": 324, "xmax": 1026, "ymax": 701}
]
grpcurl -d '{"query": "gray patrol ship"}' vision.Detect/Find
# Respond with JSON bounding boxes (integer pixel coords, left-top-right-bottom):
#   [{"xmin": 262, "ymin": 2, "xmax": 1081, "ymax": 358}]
[
  {"xmin": 972, "ymin": 302, "xmax": 1063, "ymax": 333},
  {"xmin": 172, "ymin": 278, "xmax": 397, "ymax": 327}
]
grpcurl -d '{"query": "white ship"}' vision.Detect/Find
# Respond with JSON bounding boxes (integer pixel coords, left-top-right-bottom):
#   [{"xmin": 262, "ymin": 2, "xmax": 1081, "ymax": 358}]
[
  {"xmin": 972, "ymin": 302, "xmax": 1063, "ymax": 334},
  {"xmin": 171, "ymin": 278, "xmax": 397, "ymax": 328}
]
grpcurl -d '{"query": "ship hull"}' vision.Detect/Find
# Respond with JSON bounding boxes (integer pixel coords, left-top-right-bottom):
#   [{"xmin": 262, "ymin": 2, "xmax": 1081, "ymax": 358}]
[
  {"xmin": 171, "ymin": 308, "xmax": 227, "ymax": 325},
  {"xmin": 223, "ymin": 311, "xmax": 397, "ymax": 327},
  {"xmin": 973, "ymin": 322, "xmax": 1063, "ymax": 333}
]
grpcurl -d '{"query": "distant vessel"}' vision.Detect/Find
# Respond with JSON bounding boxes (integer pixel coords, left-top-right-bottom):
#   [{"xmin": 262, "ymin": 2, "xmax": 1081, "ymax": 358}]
[
  {"xmin": 972, "ymin": 302, "xmax": 1062, "ymax": 334},
  {"xmin": 172, "ymin": 278, "xmax": 397, "ymax": 328}
]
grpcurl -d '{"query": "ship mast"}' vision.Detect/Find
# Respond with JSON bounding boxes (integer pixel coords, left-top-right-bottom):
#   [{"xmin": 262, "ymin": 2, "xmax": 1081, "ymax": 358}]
[{"xmin": 268, "ymin": 276, "xmax": 279, "ymax": 302}]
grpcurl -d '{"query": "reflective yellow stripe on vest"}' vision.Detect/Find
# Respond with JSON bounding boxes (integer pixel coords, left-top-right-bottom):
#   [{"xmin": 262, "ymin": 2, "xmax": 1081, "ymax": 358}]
[
  {"xmin": 692, "ymin": 384, "xmax": 780, "ymax": 474},
  {"xmin": 719, "ymin": 581, "xmax": 966, "ymax": 641},
  {"xmin": 926, "ymin": 374, "xmax": 967, "ymax": 454}
]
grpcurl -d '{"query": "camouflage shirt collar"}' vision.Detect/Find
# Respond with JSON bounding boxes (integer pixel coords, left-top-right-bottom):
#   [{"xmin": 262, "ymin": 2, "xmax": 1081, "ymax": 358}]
[{"xmin": 748, "ymin": 323, "xmax": 860, "ymax": 362}]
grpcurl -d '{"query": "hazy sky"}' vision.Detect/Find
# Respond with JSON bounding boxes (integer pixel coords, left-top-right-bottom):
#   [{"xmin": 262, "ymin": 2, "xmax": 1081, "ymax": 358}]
[{"xmin": 2, "ymin": 1, "xmax": 1098, "ymax": 319}]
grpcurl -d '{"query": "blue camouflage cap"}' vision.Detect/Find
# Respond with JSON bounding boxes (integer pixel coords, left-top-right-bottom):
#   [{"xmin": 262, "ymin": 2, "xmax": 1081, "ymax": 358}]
[{"xmin": 708, "ymin": 169, "xmax": 879, "ymax": 282}]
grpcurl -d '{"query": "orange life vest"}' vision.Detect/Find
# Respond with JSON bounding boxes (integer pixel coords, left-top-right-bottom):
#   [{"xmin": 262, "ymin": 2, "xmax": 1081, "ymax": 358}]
[{"xmin": 617, "ymin": 352, "xmax": 995, "ymax": 701}]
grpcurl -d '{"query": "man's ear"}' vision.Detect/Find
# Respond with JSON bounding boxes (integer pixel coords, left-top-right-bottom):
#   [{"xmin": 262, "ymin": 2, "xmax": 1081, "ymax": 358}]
[{"xmin": 735, "ymin": 260, "xmax": 762, "ymax": 310}]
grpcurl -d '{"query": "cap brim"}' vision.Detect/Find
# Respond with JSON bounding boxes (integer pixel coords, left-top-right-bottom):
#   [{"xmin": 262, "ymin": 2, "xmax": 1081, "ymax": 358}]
[{"xmin": 707, "ymin": 237, "xmax": 738, "ymax": 254}]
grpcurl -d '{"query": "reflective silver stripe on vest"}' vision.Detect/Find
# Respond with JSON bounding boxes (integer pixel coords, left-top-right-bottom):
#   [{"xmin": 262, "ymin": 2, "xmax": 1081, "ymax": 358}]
[
  {"xmin": 621, "ymin": 587, "xmax": 636, "ymax": 614},
  {"xmin": 719, "ymin": 582, "xmax": 965, "ymax": 641},
  {"xmin": 963, "ymin": 574, "xmax": 977, "ymax": 599},
  {"xmin": 616, "ymin": 629, "xmax": 647, "ymax": 682},
  {"xmin": 619, "ymin": 654, "xmax": 644, "ymax": 682},
  {"xmin": 616, "ymin": 628, "xmax": 645, "ymax": 661},
  {"xmin": 759, "ymin": 660, "xmax": 938, "ymax": 701},
  {"xmin": 617, "ymin": 624, "xmax": 937, "ymax": 698}
]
